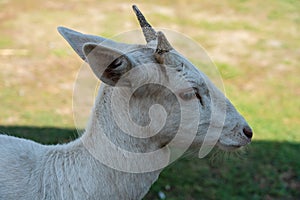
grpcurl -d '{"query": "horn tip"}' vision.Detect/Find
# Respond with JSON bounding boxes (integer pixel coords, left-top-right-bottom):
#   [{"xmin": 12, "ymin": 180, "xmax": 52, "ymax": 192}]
[
  {"xmin": 157, "ymin": 31, "xmax": 166, "ymax": 39},
  {"xmin": 157, "ymin": 31, "xmax": 173, "ymax": 51},
  {"xmin": 132, "ymin": 5, "xmax": 157, "ymax": 43},
  {"xmin": 132, "ymin": 5, "xmax": 139, "ymax": 13}
]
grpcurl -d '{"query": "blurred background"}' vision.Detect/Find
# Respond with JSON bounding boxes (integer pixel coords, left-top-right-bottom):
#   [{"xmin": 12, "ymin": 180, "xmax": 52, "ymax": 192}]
[{"xmin": 0, "ymin": 0, "xmax": 299, "ymax": 199}]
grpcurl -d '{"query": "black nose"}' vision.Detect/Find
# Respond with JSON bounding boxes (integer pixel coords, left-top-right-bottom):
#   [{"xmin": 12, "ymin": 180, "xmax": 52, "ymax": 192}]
[{"xmin": 243, "ymin": 126, "xmax": 253, "ymax": 139}]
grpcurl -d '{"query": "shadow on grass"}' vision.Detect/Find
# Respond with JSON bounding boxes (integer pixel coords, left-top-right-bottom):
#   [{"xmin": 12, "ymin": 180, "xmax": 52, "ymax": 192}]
[
  {"xmin": 0, "ymin": 125, "xmax": 79, "ymax": 144},
  {"xmin": 1, "ymin": 125, "xmax": 299, "ymax": 199}
]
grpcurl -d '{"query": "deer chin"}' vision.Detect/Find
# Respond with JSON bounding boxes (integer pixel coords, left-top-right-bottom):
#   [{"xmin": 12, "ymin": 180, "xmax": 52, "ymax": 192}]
[
  {"xmin": 216, "ymin": 142, "xmax": 242, "ymax": 151},
  {"xmin": 216, "ymin": 138, "xmax": 251, "ymax": 151}
]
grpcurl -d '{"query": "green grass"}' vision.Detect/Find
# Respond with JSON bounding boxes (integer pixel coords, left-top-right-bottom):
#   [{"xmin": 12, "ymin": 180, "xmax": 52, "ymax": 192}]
[
  {"xmin": 0, "ymin": 126, "xmax": 78, "ymax": 145},
  {"xmin": 144, "ymin": 142, "xmax": 300, "ymax": 199},
  {"xmin": 0, "ymin": 0, "xmax": 299, "ymax": 199},
  {"xmin": 0, "ymin": 36, "xmax": 13, "ymax": 48}
]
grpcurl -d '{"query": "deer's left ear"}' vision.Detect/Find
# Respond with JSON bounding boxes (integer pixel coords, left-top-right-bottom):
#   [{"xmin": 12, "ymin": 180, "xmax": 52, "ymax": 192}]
[{"xmin": 83, "ymin": 43, "xmax": 133, "ymax": 86}]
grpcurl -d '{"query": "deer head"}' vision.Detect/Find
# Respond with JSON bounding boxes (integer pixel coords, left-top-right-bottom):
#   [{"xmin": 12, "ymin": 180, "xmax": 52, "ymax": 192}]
[{"xmin": 58, "ymin": 5, "xmax": 252, "ymax": 169}]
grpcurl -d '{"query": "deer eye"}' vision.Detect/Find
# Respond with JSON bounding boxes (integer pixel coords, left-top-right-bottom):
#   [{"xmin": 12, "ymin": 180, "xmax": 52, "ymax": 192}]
[
  {"xmin": 179, "ymin": 89, "xmax": 195, "ymax": 100},
  {"xmin": 178, "ymin": 87, "xmax": 203, "ymax": 106}
]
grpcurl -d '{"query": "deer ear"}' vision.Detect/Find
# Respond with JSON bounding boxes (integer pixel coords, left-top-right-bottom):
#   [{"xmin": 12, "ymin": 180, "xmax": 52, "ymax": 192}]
[
  {"xmin": 83, "ymin": 43, "xmax": 132, "ymax": 86},
  {"xmin": 57, "ymin": 27, "xmax": 107, "ymax": 60}
]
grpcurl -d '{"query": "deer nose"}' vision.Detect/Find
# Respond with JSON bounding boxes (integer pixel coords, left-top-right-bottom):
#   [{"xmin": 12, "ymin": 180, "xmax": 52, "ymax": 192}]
[{"xmin": 243, "ymin": 126, "xmax": 253, "ymax": 139}]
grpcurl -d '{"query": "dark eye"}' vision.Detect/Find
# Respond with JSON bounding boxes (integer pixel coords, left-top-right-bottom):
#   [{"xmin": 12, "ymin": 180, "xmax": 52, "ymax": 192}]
[
  {"xmin": 179, "ymin": 91, "xmax": 194, "ymax": 100},
  {"xmin": 193, "ymin": 87, "xmax": 204, "ymax": 106}
]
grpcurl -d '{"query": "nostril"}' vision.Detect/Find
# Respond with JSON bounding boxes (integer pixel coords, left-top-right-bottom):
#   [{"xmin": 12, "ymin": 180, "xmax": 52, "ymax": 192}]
[{"xmin": 243, "ymin": 126, "xmax": 253, "ymax": 139}]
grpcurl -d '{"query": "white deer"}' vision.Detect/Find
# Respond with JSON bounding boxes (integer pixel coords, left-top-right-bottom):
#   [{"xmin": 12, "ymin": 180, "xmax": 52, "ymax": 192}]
[{"xmin": 0, "ymin": 5, "xmax": 252, "ymax": 200}]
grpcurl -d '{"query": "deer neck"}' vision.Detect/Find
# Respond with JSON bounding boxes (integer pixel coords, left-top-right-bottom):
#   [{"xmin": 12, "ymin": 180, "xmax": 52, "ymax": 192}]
[
  {"xmin": 76, "ymin": 84, "xmax": 165, "ymax": 198},
  {"xmin": 83, "ymin": 84, "xmax": 173, "ymax": 153}
]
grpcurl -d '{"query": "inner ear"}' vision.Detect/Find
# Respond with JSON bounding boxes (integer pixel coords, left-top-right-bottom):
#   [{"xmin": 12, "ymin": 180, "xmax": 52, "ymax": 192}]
[{"xmin": 83, "ymin": 43, "xmax": 132, "ymax": 86}]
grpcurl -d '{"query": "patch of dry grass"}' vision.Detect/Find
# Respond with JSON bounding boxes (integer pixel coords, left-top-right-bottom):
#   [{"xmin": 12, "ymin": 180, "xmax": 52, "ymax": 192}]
[{"xmin": 1, "ymin": 0, "xmax": 299, "ymax": 140}]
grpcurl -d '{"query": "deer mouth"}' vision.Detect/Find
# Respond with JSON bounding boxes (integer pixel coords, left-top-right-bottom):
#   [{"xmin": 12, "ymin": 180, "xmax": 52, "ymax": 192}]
[{"xmin": 216, "ymin": 141, "xmax": 243, "ymax": 151}]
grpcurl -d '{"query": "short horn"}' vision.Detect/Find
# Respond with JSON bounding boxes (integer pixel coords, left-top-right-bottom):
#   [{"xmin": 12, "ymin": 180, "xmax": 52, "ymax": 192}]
[
  {"xmin": 156, "ymin": 31, "xmax": 173, "ymax": 52},
  {"xmin": 132, "ymin": 5, "xmax": 157, "ymax": 43}
]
